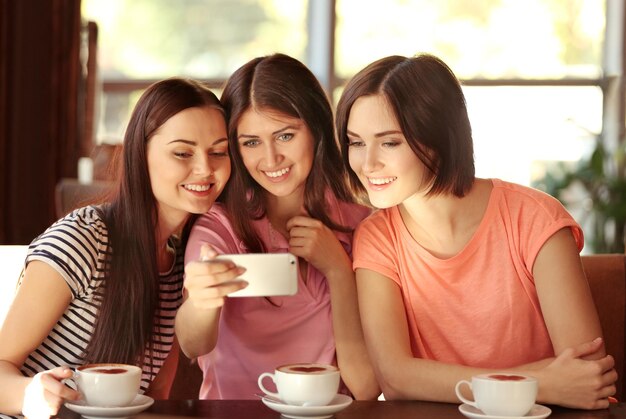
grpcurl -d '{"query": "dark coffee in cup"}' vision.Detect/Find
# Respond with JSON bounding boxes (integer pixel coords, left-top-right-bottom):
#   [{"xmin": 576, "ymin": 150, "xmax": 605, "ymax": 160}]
[
  {"xmin": 89, "ymin": 368, "xmax": 128, "ymax": 374},
  {"xmin": 278, "ymin": 363, "xmax": 337, "ymax": 374},
  {"xmin": 488, "ymin": 374, "xmax": 526, "ymax": 381}
]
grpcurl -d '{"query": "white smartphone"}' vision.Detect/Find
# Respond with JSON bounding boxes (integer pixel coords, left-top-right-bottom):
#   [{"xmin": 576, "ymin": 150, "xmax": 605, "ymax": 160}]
[{"xmin": 214, "ymin": 253, "xmax": 298, "ymax": 297}]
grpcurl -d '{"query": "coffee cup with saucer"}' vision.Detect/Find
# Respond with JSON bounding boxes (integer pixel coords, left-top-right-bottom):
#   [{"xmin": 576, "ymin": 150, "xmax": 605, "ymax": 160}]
[
  {"xmin": 258, "ymin": 362, "xmax": 352, "ymax": 418},
  {"xmin": 455, "ymin": 373, "xmax": 551, "ymax": 419},
  {"xmin": 64, "ymin": 363, "xmax": 153, "ymax": 418}
]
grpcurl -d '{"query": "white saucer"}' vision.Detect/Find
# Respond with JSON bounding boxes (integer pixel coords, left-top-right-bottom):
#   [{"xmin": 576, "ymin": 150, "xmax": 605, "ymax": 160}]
[
  {"xmin": 459, "ymin": 403, "xmax": 551, "ymax": 419},
  {"xmin": 64, "ymin": 394, "xmax": 154, "ymax": 418},
  {"xmin": 261, "ymin": 393, "xmax": 353, "ymax": 419}
]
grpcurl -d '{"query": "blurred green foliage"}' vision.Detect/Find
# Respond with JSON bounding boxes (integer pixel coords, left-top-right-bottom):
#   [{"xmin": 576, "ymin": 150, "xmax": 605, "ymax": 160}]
[{"xmin": 535, "ymin": 138, "xmax": 626, "ymax": 253}]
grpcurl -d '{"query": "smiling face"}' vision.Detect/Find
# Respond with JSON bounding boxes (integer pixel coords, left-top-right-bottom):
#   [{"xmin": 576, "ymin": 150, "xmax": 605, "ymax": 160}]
[
  {"xmin": 347, "ymin": 94, "xmax": 428, "ymax": 209},
  {"xmin": 236, "ymin": 108, "xmax": 314, "ymax": 201},
  {"xmin": 147, "ymin": 106, "xmax": 230, "ymax": 226}
]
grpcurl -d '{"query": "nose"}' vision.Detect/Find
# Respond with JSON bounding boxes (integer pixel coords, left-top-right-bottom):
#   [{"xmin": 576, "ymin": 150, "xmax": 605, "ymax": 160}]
[
  {"xmin": 362, "ymin": 145, "xmax": 382, "ymax": 173},
  {"xmin": 263, "ymin": 142, "xmax": 282, "ymax": 168},
  {"xmin": 193, "ymin": 153, "xmax": 213, "ymax": 178}
]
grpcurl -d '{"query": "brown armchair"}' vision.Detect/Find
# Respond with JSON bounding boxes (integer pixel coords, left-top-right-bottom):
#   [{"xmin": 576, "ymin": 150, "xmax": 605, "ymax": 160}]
[{"xmin": 581, "ymin": 254, "xmax": 626, "ymax": 400}]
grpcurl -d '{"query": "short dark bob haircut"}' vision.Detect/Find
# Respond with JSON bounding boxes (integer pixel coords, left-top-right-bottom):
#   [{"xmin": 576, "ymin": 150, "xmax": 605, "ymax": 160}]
[{"xmin": 335, "ymin": 53, "xmax": 475, "ymax": 198}]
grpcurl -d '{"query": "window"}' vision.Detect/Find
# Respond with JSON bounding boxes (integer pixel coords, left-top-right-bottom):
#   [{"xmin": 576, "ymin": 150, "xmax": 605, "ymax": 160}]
[{"xmin": 83, "ymin": 0, "xmax": 613, "ymax": 189}]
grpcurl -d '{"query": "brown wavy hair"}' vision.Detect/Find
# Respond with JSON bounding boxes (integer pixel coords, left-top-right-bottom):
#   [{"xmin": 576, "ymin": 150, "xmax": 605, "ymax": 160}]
[
  {"xmin": 85, "ymin": 78, "xmax": 223, "ymax": 366},
  {"xmin": 219, "ymin": 53, "xmax": 354, "ymax": 253}
]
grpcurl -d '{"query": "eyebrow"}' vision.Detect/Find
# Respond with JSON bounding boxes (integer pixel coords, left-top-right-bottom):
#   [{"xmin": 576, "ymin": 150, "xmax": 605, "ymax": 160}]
[
  {"xmin": 346, "ymin": 129, "xmax": 403, "ymax": 138},
  {"xmin": 237, "ymin": 124, "xmax": 301, "ymax": 140},
  {"xmin": 167, "ymin": 138, "xmax": 228, "ymax": 146}
]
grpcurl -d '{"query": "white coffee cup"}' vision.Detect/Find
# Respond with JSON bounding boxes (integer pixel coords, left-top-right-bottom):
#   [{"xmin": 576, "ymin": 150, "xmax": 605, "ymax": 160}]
[
  {"xmin": 74, "ymin": 363, "xmax": 142, "ymax": 407},
  {"xmin": 258, "ymin": 363, "xmax": 340, "ymax": 406},
  {"xmin": 455, "ymin": 373, "xmax": 538, "ymax": 417}
]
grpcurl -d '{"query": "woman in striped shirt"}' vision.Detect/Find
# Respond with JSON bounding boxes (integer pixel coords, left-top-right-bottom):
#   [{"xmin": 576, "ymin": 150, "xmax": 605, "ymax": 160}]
[{"xmin": 0, "ymin": 77, "xmax": 232, "ymax": 418}]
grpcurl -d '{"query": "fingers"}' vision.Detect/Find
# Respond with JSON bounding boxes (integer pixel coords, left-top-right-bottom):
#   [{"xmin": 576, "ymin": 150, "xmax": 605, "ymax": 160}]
[
  {"xmin": 187, "ymin": 279, "xmax": 248, "ymax": 309},
  {"xmin": 286, "ymin": 216, "xmax": 321, "ymax": 230},
  {"xmin": 46, "ymin": 365, "xmax": 73, "ymax": 380},
  {"xmin": 569, "ymin": 337, "xmax": 604, "ymax": 359},
  {"xmin": 596, "ymin": 355, "xmax": 615, "ymax": 374},
  {"xmin": 199, "ymin": 244, "xmax": 217, "ymax": 262},
  {"xmin": 40, "ymin": 370, "xmax": 80, "ymax": 401}
]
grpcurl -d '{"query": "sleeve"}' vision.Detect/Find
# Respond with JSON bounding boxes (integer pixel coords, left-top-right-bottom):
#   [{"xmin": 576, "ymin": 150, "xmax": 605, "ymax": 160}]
[
  {"xmin": 514, "ymin": 189, "xmax": 584, "ymax": 272},
  {"xmin": 185, "ymin": 203, "xmax": 243, "ymax": 264},
  {"xmin": 352, "ymin": 211, "xmax": 402, "ymax": 285},
  {"xmin": 25, "ymin": 206, "xmax": 107, "ymax": 299}
]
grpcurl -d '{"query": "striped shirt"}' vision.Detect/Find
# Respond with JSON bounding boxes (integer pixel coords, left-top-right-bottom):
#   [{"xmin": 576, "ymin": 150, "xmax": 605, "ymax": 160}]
[{"xmin": 0, "ymin": 206, "xmax": 183, "ymax": 419}]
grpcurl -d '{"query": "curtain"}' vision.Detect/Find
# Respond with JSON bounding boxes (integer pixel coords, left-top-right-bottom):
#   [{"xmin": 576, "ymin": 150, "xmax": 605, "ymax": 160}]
[{"xmin": 0, "ymin": 0, "xmax": 83, "ymax": 244}]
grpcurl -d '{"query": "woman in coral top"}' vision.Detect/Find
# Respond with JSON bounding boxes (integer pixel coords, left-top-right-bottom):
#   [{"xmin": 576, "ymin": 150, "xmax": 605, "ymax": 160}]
[
  {"xmin": 175, "ymin": 54, "xmax": 379, "ymax": 400},
  {"xmin": 334, "ymin": 53, "xmax": 617, "ymax": 409}
]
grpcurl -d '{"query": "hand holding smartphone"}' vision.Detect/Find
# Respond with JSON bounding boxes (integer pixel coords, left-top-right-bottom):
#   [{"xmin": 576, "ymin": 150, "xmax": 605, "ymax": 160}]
[{"xmin": 213, "ymin": 253, "xmax": 298, "ymax": 297}]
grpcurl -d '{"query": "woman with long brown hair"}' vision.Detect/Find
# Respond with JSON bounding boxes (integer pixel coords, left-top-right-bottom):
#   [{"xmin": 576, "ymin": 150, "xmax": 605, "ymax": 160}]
[
  {"xmin": 175, "ymin": 54, "xmax": 380, "ymax": 401},
  {"xmin": 0, "ymin": 77, "xmax": 232, "ymax": 418}
]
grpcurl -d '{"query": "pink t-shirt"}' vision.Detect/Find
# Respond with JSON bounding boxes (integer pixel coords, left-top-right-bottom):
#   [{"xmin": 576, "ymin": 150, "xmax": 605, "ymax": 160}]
[
  {"xmin": 186, "ymin": 197, "xmax": 370, "ymax": 399},
  {"xmin": 353, "ymin": 179, "xmax": 584, "ymax": 368}
]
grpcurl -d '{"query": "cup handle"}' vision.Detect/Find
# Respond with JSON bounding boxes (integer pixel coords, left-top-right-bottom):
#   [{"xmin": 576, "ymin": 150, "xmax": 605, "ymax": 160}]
[
  {"xmin": 455, "ymin": 380, "xmax": 477, "ymax": 407},
  {"xmin": 258, "ymin": 372, "xmax": 280, "ymax": 399}
]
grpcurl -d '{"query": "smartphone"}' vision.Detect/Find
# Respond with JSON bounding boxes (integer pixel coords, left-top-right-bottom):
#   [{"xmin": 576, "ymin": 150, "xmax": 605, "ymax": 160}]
[{"xmin": 213, "ymin": 253, "xmax": 298, "ymax": 297}]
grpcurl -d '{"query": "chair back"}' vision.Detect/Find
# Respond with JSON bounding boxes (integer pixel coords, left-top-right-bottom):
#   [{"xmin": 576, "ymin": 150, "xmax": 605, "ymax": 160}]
[{"xmin": 581, "ymin": 254, "xmax": 626, "ymax": 401}]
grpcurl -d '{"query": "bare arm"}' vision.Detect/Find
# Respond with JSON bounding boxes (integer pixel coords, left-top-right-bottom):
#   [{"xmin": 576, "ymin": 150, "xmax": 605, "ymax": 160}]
[
  {"xmin": 287, "ymin": 216, "xmax": 380, "ymax": 400},
  {"xmin": 0, "ymin": 261, "xmax": 79, "ymax": 416},
  {"xmin": 357, "ymin": 228, "xmax": 616, "ymax": 409},
  {"xmin": 529, "ymin": 228, "xmax": 616, "ymax": 408},
  {"xmin": 174, "ymin": 245, "xmax": 247, "ymax": 358}
]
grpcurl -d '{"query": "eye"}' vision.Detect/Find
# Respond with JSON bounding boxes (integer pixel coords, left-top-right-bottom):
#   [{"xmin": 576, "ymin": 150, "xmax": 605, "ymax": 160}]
[
  {"xmin": 276, "ymin": 133, "xmax": 294, "ymax": 142},
  {"xmin": 347, "ymin": 139, "xmax": 364, "ymax": 147},
  {"xmin": 209, "ymin": 149, "xmax": 229, "ymax": 157},
  {"xmin": 241, "ymin": 139, "xmax": 260, "ymax": 148},
  {"xmin": 174, "ymin": 151, "xmax": 193, "ymax": 158},
  {"xmin": 382, "ymin": 141, "xmax": 400, "ymax": 148}
]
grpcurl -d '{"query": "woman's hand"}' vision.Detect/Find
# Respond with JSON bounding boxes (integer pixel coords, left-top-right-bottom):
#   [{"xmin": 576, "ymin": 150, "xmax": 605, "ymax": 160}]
[
  {"xmin": 538, "ymin": 338, "xmax": 617, "ymax": 409},
  {"xmin": 183, "ymin": 244, "xmax": 247, "ymax": 310},
  {"xmin": 22, "ymin": 366, "xmax": 79, "ymax": 419},
  {"xmin": 286, "ymin": 215, "xmax": 352, "ymax": 278}
]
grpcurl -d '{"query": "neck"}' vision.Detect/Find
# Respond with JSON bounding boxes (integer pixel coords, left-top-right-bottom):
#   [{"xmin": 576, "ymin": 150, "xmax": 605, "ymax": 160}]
[
  {"xmin": 398, "ymin": 178, "xmax": 488, "ymax": 258},
  {"xmin": 264, "ymin": 189, "xmax": 305, "ymax": 235}
]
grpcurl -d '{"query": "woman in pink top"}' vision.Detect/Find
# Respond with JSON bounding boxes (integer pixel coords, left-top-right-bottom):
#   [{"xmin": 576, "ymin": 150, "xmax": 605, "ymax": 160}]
[
  {"xmin": 175, "ymin": 54, "xmax": 379, "ymax": 400},
  {"xmin": 334, "ymin": 54, "xmax": 617, "ymax": 409}
]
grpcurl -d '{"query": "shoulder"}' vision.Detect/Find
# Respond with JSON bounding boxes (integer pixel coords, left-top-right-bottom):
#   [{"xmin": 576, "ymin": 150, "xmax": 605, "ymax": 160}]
[
  {"xmin": 30, "ymin": 205, "xmax": 108, "ymax": 249},
  {"xmin": 27, "ymin": 205, "xmax": 109, "ymax": 297},
  {"xmin": 492, "ymin": 179, "xmax": 571, "ymax": 219},
  {"xmin": 354, "ymin": 208, "xmax": 397, "ymax": 241},
  {"xmin": 187, "ymin": 203, "xmax": 242, "ymax": 259},
  {"xmin": 331, "ymin": 199, "xmax": 373, "ymax": 228}
]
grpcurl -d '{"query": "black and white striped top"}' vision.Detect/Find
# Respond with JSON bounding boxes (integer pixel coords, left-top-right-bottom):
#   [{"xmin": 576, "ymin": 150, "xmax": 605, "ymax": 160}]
[{"xmin": 0, "ymin": 206, "xmax": 184, "ymax": 419}]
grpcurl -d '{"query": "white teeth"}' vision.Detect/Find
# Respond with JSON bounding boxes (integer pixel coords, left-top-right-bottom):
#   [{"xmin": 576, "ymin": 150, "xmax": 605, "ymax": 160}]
[
  {"xmin": 264, "ymin": 167, "xmax": 290, "ymax": 178},
  {"xmin": 369, "ymin": 177, "xmax": 397, "ymax": 185},
  {"xmin": 184, "ymin": 184, "xmax": 211, "ymax": 192}
]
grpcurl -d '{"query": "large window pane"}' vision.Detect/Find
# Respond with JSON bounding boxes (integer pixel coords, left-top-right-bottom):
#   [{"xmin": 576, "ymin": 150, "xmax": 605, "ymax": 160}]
[
  {"xmin": 464, "ymin": 86, "xmax": 602, "ymax": 186},
  {"xmin": 82, "ymin": 0, "xmax": 308, "ymax": 80},
  {"xmin": 336, "ymin": 0, "xmax": 605, "ymax": 79}
]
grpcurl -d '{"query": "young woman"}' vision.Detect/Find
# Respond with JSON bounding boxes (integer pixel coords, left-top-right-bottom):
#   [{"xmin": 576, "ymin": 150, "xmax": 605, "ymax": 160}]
[
  {"xmin": 175, "ymin": 53, "xmax": 380, "ymax": 400},
  {"xmin": 0, "ymin": 78, "xmax": 231, "ymax": 418},
  {"xmin": 334, "ymin": 54, "xmax": 617, "ymax": 409}
]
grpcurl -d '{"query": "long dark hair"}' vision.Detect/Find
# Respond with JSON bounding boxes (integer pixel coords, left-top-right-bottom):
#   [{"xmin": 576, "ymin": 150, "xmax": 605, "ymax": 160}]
[
  {"xmin": 335, "ymin": 54, "xmax": 475, "ymax": 198},
  {"xmin": 220, "ymin": 53, "xmax": 354, "ymax": 252},
  {"xmin": 84, "ymin": 78, "xmax": 223, "ymax": 365}
]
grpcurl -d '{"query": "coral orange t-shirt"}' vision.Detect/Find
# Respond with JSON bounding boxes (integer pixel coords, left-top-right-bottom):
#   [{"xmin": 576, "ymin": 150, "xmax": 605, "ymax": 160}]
[{"xmin": 353, "ymin": 179, "xmax": 584, "ymax": 368}]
